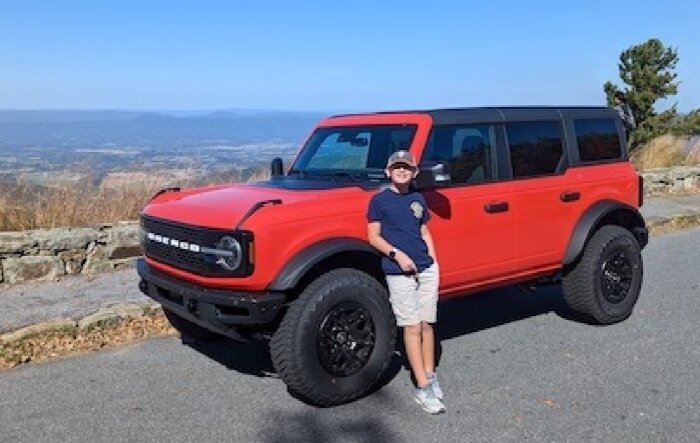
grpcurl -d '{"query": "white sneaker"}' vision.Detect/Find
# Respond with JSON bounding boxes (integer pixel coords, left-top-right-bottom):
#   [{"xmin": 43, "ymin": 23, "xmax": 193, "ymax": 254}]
[
  {"xmin": 414, "ymin": 386, "xmax": 446, "ymax": 414},
  {"xmin": 427, "ymin": 372, "xmax": 443, "ymax": 401}
]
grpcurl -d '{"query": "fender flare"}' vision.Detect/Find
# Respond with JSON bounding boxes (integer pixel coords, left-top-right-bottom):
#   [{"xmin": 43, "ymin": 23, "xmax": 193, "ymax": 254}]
[
  {"xmin": 269, "ymin": 238, "xmax": 380, "ymax": 291},
  {"xmin": 563, "ymin": 200, "xmax": 647, "ymax": 265}
]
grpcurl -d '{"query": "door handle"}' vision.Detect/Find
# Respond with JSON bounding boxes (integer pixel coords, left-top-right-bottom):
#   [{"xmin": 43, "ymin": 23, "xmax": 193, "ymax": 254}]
[
  {"xmin": 484, "ymin": 202, "xmax": 509, "ymax": 213},
  {"xmin": 560, "ymin": 191, "xmax": 581, "ymax": 203}
]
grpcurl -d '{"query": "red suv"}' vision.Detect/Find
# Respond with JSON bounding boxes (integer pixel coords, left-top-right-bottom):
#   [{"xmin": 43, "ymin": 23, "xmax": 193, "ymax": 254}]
[{"xmin": 137, "ymin": 107, "xmax": 647, "ymax": 406}]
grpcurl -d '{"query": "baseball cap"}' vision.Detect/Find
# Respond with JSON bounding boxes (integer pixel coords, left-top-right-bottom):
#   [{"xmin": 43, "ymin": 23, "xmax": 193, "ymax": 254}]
[{"xmin": 386, "ymin": 150, "xmax": 417, "ymax": 169}]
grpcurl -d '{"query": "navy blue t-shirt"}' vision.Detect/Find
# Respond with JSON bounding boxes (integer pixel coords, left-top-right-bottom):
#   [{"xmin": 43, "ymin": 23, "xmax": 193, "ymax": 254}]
[{"xmin": 367, "ymin": 188, "xmax": 433, "ymax": 275}]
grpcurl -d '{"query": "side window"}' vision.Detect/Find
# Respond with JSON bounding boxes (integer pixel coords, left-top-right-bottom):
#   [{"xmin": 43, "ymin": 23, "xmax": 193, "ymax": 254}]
[
  {"xmin": 506, "ymin": 121, "xmax": 563, "ymax": 178},
  {"xmin": 574, "ymin": 119, "xmax": 622, "ymax": 162},
  {"xmin": 424, "ymin": 124, "xmax": 494, "ymax": 185}
]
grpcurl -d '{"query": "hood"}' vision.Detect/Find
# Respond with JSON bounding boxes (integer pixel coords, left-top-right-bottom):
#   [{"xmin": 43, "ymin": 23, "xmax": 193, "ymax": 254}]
[{"xmin": 142, "ymin": 178, "xmax": 374, "ymax": 230}]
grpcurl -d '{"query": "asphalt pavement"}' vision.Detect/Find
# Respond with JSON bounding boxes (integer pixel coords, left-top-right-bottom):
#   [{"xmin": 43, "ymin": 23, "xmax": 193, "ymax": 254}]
[{"xmin": 0, "ymin": 227, "xmax": 698, "ymax": 442}]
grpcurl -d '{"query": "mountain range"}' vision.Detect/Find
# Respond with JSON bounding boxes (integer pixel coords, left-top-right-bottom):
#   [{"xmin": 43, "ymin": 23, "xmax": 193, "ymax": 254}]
[{"xmin": 0, "ymin": 110, "xmax": 329, "ymax": 150}]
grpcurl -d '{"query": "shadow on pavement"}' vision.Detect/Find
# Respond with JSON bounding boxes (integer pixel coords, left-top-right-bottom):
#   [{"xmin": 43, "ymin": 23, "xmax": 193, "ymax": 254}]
[
  {"xmin": 436, "ymin": 283, "xmax": 581, "ymax": 342},
  {"xmin": 184, "ymin": 283, "xmax": 584, "ymax": 389},
  {"xmin": 187, "ymin": 338, "xmax": 276, "ymax": 377},
  {"xmin": 258, "ymin": 400, "xmax": 399, "ymax": 443}
]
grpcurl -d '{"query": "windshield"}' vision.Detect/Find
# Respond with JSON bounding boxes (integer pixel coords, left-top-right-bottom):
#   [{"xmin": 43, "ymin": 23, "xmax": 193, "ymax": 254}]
[{"xmin": 292, "ymin": 125, "xmax": 417, "ymax": 177}]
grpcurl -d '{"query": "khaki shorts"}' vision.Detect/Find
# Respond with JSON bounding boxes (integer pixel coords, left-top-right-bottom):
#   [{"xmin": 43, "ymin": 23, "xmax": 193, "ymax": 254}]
[{"xmin": 386, "ymin": 263, "xmax": 439, "ymax": 326}]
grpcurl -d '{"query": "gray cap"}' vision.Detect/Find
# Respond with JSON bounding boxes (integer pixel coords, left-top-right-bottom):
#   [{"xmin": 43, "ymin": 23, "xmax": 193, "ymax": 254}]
[{"xmin": 386, "ymin": 150, "xmax": 417, "ymax": 168}]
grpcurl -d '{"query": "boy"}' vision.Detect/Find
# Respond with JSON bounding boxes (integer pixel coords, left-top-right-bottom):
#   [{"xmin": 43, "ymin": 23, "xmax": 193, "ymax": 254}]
[{"xmin": 367, "ymin": 150, "xmax": 445, "ymax": 414}]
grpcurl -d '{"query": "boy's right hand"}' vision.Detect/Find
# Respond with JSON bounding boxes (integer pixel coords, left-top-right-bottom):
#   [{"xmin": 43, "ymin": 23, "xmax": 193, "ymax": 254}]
[{"xmin": 396, "ymin": 251, "xmax": 418, "ymax": 274}]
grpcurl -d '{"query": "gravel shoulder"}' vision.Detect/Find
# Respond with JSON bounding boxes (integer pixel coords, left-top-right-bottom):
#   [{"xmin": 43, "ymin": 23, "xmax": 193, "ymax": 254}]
[{"xmin": 0, "ymin": 269, "xmax": 148, "ymax": 333}]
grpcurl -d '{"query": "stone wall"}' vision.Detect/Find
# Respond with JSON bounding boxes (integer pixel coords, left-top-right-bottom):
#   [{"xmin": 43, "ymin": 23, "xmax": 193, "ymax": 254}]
[
  {"xmin": 640, "ymin": 166, "xmax": 700, "ymax": 195},
  {"xmin": 0, "ymin": 222, "xmax": 140, "ymax": 285}
]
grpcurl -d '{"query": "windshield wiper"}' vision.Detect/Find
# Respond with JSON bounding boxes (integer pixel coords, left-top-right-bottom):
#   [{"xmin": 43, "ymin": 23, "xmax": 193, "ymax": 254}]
[
  {"xmin": 289, "ymin": 169, "xmax": 306, "ymax": 178},
  {"xmin": 331, "ymin": 172, "xmax": 362, "ymax": 182}
]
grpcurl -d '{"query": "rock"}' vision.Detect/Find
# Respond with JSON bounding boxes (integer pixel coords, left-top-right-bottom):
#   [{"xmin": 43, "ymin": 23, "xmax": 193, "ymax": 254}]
[
  {"xmin": 673, "ymin": 178, "xmax": 686, "ymax": 191},
  {"xmin": 113, "ymin": 258, "xmax": 137, "ymax": 270},
  {"xmin": 0, "ymin": 319, "xmax": 76, "ymax": 343},
  {"xmin": 77, "ymin": 310, "xmax": 120, "ymax": 330},
  {"xmin": 77, "ymin": 303, "xmax": 148, "ymax": 330},
  {"xmin": 109, "ymin": 303, "xmax": 148, "ymax": 318},
  {"xmin": 82, "ymin": 244, "xmax": 114, "ymax": 274},
  {"xmin": 1, "ymin": 256, "xmax": 65, "ymax": 284},
  {"xmin": 34, "ymin": 227, "xmax": 101, "ymax": 252},
  {"xmin": 107, "ymin": 224, "xmax": 141, "ymax": 259},
  {"xmin": 0, "ymin": 232, "xmax": 37, "ymax": 255},
  {"xmin": 110, "ymin": 246, "xmax": 142, "ymax": 260},
  {"xmin": 58, "ymin": 249, "xmax": 87, "ymax": 274}
]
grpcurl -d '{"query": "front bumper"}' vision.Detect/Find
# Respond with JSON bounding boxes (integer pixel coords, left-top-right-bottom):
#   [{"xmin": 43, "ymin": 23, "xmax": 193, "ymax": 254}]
[{"xmin": 137, "ymin": 258, "xmax": 286, "ymax": 337}]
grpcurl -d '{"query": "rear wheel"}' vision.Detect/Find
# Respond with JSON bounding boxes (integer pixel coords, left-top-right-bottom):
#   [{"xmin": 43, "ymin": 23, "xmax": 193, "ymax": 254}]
[
  {"xmin": 562, "ymin": 225, "xmax": 643, "ymax": 324},
  {"xmin": 270, "ymin": 269, "xmax": 396, "ymax": 406}
]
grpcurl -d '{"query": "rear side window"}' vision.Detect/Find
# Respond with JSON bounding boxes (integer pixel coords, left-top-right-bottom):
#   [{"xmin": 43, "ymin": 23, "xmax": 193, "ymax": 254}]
[
  {"xmin": 506, "ymin": 121, "xmax": 564, "ymax": 178},
  {"xmin": 574, "ymin": 119, "xmax": 622, "ymax": 162},
  {"xmin": 423, "ymin": 124, "xmax": 495, "ymax": 185}
]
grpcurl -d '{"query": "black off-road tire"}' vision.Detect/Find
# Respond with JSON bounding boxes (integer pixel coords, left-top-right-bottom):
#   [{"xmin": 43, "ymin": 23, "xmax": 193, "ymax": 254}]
[
  {"xmin": 163, "ymin": 308, "xmax": 219, "ymax": 343},
  {"xmin": 270, "ymin": 268, "xmax": 396, "ymax": 406},
  {"xmin": 562, "ymin": 225, "xmax": 643, "ymax": 324}
]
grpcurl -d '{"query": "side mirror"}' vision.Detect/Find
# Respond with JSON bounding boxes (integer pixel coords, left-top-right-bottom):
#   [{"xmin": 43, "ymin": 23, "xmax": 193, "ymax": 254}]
[
  {"xmin": 414, "ymin": 161, "xmax": 451, "ymax": 189},
  {"xmin": 270, "ymin": 157, "xmax": 284, "ymax": 177}
]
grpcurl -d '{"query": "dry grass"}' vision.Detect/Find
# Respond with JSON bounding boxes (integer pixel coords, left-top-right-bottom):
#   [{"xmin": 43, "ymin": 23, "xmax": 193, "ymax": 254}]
[
  {"xmin": 648, "ymin": 213, "xmax": 700, "ymax": 237},
  {"xmin": 631, "ymin": 134, "xmax": 700, "ymax": 170},
  {"xmin": 0, "ymin": 310, "xmax": 176, "ymax": 369},
  {"xmin": 0, "ymin": 166, "xmax": 270, "ymax": 232}
]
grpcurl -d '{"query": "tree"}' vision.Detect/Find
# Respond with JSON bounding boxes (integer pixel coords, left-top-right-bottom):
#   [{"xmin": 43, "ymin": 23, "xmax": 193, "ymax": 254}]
[
  {"xmin": 672, "ymin": 110, "xmax": 700, "ymax": 136},
  {"xmin": 604, "ymin": 38, "xmax": 680, "ymax": 149}
]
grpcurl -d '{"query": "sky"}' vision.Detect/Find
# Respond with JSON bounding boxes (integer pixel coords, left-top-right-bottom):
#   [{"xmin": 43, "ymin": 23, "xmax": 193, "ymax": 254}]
[{"xmin": 0, "ymin": 0, "xmax": 698, "ymax": 113}]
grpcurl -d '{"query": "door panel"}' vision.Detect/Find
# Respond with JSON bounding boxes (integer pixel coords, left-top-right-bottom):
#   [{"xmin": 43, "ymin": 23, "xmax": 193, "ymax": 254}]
[
  {"xmin": 423, "ymin": 182, "xmax": 516, "ymax": 291},
  {"xmin": 511, "ymin": 174, "xmax": 577, "ymax": 271}
]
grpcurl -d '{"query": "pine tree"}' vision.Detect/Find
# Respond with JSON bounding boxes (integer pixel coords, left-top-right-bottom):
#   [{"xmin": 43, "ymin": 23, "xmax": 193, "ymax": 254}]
[{"xmin": 604, "ymin": 38, "xmax": 679, "ymax": 149}]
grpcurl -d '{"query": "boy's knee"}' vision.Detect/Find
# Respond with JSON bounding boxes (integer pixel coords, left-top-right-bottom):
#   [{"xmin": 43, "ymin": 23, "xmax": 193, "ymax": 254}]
[{"xmin": 404, "ymin": 323, "xmax": 422, "ymax": 336}]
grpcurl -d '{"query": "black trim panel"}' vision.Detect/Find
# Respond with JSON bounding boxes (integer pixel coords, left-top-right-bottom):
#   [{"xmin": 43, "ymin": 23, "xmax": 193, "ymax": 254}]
[
  {"xmin": 137, "ymin": 259, "xmax": 286, "ymax": 336},
  {"xmin": 269, "ymin": 238, "xmax": 379, "ymax": 291},
  {"xmin": 563, "ymin": 201, "xmax": 648, "ymax": 265}
]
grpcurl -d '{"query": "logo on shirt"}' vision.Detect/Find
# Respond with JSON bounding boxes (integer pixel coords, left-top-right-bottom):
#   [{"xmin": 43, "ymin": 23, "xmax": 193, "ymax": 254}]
[{"xmin": 410, "ymin": 201, "xmax": 424, "ymax": 219}]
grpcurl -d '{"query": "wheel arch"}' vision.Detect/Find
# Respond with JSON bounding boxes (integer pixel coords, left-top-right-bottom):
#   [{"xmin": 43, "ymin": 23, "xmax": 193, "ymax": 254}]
[
  {"xmin": 269, "ymin": 238, "xmax": 383, "ymax": 292},
  {"xmin": 563, "ymin": 200, "xmax": 648, "ymax": 265}
]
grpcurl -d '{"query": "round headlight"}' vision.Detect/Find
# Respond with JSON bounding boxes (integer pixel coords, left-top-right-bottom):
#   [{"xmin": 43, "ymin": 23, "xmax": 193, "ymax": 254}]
[{"xmin": 215, "ymin": 236, "xmax": 242, "ymax": 271}]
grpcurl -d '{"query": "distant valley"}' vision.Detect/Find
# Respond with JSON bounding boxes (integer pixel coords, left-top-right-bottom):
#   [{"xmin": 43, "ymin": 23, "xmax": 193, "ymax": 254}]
[{"xmin": 0, "ymin": 110, "xmax": 328, "ymax": 184}]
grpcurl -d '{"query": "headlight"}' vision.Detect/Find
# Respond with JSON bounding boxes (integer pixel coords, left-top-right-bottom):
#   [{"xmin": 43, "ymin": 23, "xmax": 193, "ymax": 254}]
[{"xmin": 211, "ymin": 235, "xmax": 243, "ymax": 271}]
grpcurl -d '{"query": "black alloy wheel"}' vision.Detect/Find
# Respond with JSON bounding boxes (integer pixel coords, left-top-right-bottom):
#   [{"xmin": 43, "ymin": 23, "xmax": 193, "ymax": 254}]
[
  {"xmin": 600, "ymin": 249, "xmax": 634, "ymax": 304},
  {"xmin": 317, "ymin": 301, "xmax": 376, "ymax": 377}
]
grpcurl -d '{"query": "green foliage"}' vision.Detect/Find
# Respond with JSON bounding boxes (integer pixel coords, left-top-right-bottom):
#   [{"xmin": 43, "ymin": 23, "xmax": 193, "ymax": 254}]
[
  {"xmin": 672, "ymin": 110, "xmax": 700, "ymax": 136},
  {"xmin": 604, "ymin": 38, "xmax": 680, "ymax": 149}
]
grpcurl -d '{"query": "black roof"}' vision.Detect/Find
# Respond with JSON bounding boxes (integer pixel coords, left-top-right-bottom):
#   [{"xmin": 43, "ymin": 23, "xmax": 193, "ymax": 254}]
[{"xmin": 332, "ymin": 106, "xmax": 617, "ymax": 125}]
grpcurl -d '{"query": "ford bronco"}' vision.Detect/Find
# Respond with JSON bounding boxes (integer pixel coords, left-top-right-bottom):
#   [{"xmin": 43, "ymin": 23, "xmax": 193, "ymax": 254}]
[{"xmin": 137, "ymin": 107, "xmax": 647, "ymax": 406}]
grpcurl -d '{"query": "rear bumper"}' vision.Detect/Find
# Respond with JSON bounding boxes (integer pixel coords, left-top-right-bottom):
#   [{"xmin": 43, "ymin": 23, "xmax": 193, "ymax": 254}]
[{"xmin": 136, "ymin": 258, "xmax": 286, "ymax": 337}]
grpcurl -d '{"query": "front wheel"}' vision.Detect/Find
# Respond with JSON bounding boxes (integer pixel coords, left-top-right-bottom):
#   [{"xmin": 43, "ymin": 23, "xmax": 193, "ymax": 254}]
[
  {"xmin": 270, "ymin": 269, "xmax": 396, "ymax": 406},
  {"xmin": 562, "ymin": 225, "xmax": 644, "ymax": 324}
]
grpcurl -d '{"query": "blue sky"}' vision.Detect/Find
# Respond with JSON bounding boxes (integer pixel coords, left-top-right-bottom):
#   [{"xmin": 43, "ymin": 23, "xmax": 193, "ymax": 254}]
[{"xmin": 0, "ymin": 0, "xmax": 698, "ymax": 112}]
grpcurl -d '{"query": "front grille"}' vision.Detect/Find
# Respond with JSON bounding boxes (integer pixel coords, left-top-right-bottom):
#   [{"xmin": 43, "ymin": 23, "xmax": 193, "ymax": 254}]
[{"xmin": 141, "ymin": 215, "xmax": 238, "ymax": 276}]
